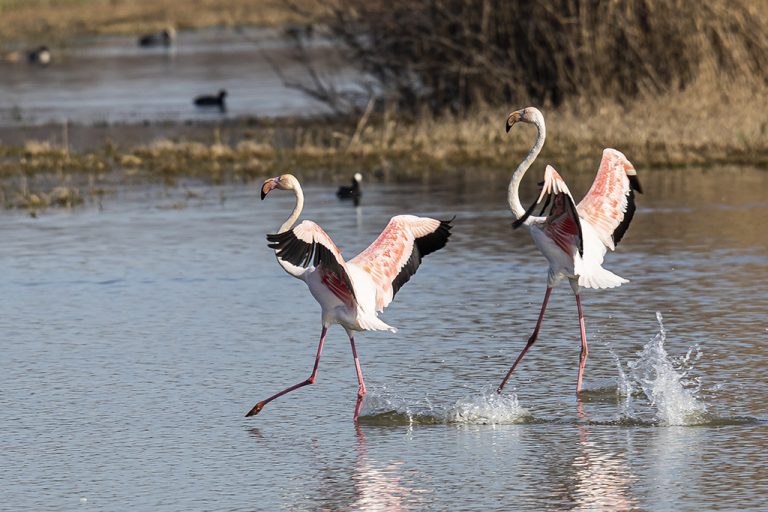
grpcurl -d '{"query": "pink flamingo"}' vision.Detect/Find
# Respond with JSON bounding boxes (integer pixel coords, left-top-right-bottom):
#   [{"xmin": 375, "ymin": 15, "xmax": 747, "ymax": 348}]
[
  {"xmin": 498, "ymin": 107, "xmax": 642, "ymax": 395},
  {"xmin": 249, "ymin": 174, "xmax": 452, "ymax": 421}
]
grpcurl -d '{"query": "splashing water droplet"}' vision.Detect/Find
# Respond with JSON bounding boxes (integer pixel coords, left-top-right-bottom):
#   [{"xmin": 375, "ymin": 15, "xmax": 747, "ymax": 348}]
[
  {"xmin": 446, "ymin": 387, "xmax": 532, "ymax": 425},
  {"xmin": 359, "ymin": 385, "xmax": 532, "ymax": 425},
  {"xmin": 625, "ymin": 312, "xmax": 707, "ymax": 425}
]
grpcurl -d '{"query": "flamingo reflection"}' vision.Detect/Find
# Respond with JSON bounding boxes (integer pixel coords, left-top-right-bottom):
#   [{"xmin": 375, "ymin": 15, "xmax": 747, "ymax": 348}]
[{"xmin": 570, "ymin": 401, "xmax": 638, "ymax": 510}]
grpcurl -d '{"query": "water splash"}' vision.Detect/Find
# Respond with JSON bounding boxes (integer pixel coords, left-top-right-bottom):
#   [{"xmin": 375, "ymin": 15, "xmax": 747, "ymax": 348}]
[
  {"xmin": 359, "ymin": 386, "xmax": 443, "ymax": 425},
  {"xmin": 446, "ymin": 387, "xmax": 532, "ymax": 425},
  {"xmin": 359, "ymin": 386, "xmax": 532, "ymax": 426},
  {"xmin": 623, "ymin": 312, "xmax": 708, "ymax": 425}
]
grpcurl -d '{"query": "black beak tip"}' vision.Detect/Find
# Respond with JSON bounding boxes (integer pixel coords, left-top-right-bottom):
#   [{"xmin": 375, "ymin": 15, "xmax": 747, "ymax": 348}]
[
  {"xmin": 505, "ymin": 122, "xmax": 511, "ymax": 133},
  {"xmin": 260, "ymin": 190, "xmax": 267, "ymax": 200}
]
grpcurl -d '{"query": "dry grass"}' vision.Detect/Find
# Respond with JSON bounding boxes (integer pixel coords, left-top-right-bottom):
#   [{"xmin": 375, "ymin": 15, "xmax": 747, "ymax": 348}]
[
  {"xmin": 310, "ymin": 0, "xmax": 768, "ymax": 113},
  {"xmin": 0, "ymin": 0, "xmax": 319, "ymax": 45},
  {"xmin": 1, "ymin": 75, "xmax": 766, "ymax": 211}
]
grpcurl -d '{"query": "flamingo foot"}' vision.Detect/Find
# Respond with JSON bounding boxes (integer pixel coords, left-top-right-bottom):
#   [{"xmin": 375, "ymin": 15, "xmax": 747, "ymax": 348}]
[
  {"xmin": 353, "ymin": 387, "xmax": 366, "ymax": 423},
  {"xmin": 245, "ymin": 401, "xmax": 266, "ymax": 417}
]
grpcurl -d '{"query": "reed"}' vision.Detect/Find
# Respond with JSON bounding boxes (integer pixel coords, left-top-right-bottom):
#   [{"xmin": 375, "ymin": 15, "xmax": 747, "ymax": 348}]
[{"xmin": 310, "ymin": 0, "xmax": 768, "ymax": 113}]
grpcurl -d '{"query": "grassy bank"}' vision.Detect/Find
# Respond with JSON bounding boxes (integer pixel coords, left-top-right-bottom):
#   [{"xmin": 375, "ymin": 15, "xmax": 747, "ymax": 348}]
[
  {"xmin": 2, "ymin": 77, "xmax": 767, "ymax": 211},
  {"xmin": 0, "ymin": 0, "xmax": 317, "ymax": 45}
]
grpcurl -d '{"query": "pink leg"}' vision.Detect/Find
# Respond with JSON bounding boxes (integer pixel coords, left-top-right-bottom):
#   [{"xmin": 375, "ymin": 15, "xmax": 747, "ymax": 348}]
[
  {"xmin": 575, "ymin": 293, "xmax": 588, "ymax": 394},
  {"xmin": 498, "ymin": 287, "xmax": 552, "ymax": 393},
  {"xmin": 349, "ymin": 334, "xmax": 366, "ymax": 423},
  {"xmin": 245, "ymin": 326, "xmax": 327, "ymax": 417}
]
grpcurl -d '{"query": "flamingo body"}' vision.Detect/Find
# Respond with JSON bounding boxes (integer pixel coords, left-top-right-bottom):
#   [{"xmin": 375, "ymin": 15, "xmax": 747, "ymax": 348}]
[
  {"xmin": 250, "ymin": 174, "xmax": 452, "ymax": 421},
  {"xmin": 498, "ymin": 107, "xmax": 641, "ymax": 394}
]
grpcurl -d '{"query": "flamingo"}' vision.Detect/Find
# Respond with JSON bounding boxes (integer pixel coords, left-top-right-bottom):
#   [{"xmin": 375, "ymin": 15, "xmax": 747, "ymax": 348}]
[
  {"xmin": 249, "ymin": 173, "xmax": 452, "ymax": 421},
  {"xmin": 497, "ymin": 107, "xmax": 642, "ymax": 395}
]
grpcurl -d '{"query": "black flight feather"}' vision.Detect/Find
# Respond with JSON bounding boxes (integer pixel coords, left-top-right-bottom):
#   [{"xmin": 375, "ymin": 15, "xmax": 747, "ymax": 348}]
[
  {"xmin": 563, "ymin": 193, "xmax": 584, "ymax": 257},
  {"xmin": 512, "ymin": 196, "xmax": 540, "ymax": 229},
  {"xmin": 266, "ymin": 230, "xmax": 357, "ymax": 302},
  {"xmin": 391, "ymin": 218, "xmax": 453, "ymax": 298},
  {"xmin": 612, "ymin": 174, "xmax": 643, "ymax": 246}
]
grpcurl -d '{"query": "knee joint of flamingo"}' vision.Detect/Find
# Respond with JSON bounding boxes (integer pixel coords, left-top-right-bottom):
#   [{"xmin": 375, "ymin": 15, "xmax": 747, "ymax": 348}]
[{"xmin": 306, "ymin": 376, "xmax": 317, "ymax": 385}]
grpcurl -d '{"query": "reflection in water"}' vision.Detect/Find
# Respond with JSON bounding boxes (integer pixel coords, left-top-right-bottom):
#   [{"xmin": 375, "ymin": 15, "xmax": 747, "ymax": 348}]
[
  {"xmin": 351, "ymin": 427, "xmax": 431, "ymax": 511},
  {"xmin": 1, "ymin": 168, "xmax": 767, "ymax": 510},
  {"xmin": 642, "ymin": 426, "xmax": 704, "ymax": 511},
  {"xmin": 355, "ymin": 204, "xmax": 364, "ymax": 232},
  {"xmin": 571, "ymin": 402, "xmax": 638, "ymax": 510}
]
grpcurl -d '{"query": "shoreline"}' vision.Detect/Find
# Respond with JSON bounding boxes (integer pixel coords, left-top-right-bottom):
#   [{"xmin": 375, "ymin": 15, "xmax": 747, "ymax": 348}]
[
  {"xmin": 0, "ymin": 0, "xmax": 318, "ymax": 47},
  {"xmin": 2, "ymin": 111, "xmax": 766, "ymax": 212}
]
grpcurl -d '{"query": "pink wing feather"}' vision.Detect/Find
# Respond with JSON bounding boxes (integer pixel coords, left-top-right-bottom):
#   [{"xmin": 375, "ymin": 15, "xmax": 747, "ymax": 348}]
[
  {"xmin": 539, "ymin": 165, "xmax": 583, "ymax": 257},
  {"xmin": 350, "ymin": 215, "xmax": 452, "ymax": 311},
  {"xmin": 577, "ymin": 149, "xmax": 641, "ymax": 250},
  {"xmin": 268, "ymin": 220, "xmax": 356, "ymax": 307}
]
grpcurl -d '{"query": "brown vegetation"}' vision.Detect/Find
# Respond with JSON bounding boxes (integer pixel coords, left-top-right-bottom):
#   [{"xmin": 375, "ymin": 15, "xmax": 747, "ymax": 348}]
[
  {"xmin": 1, "ymin": 0, "xmax": 767, "ymax": 212},
  {"xmin": 304, "ymin": 0, "xmax": 768, "ymax": 114},
  {"xmin": 0, "ymin": 0, "xmax": 319, "ymax": 45},
  {"xmin": 2, "ymin": 73, "xmax": 767, "ymax": 210}
]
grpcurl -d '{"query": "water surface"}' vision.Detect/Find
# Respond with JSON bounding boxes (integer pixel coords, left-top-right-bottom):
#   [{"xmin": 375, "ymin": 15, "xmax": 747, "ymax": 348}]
[
  {"xmin": 1, "ymin": 166, "xmax": 767, "ymax": 510},
  {"xmin": 0, "ymin": 28, "xmax": 353, "ymax": 127}
]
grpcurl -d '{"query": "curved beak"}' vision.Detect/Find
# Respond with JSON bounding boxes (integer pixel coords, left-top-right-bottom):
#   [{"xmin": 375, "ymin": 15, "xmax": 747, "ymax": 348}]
[
  {"xmin": 261, "ymin": 177, "xmax": 279, "ymax": 200},
  {"xmin": 505, "ymin": 110, "xmax": 524, "ymax": 133}
]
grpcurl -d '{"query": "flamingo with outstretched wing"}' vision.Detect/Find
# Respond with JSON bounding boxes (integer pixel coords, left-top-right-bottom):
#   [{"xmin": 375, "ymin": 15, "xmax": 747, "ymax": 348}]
[
  {"xmin": 498, "ymin": 107, "xmax": 642, "ymax": 395},
  {"xmin": 250, "ymin": 174, "xmax": 452, "ymax": 422}
]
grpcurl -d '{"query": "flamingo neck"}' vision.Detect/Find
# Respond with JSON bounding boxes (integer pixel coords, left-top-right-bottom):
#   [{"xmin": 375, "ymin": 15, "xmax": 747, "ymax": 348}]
[
  {"xmin": 275, "ymin": 182, "xmax": 306, "ymax": 278},
  {"xmin": 508, "ymin": 116, "xmax": 546, "ymax": 220},
  {"xmin": 279, "ymin": 184, "xmax": 304, "ymax": 233}
]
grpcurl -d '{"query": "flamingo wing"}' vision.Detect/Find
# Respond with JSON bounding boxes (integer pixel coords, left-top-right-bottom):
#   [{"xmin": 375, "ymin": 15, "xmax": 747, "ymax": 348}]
[
  {"xmin": 577, "ymin": 148, "xmax": 642, "ymax": 250},
  {"xmin": 517, "ymin": 165, "xmax": 583, "ymax": 258},
  {"xmin": 540, "ymin": 165, "xmax": 583, "ymax": 257},
  {"xmin": 267, "ymin": 220, "xmax": 356, "ymax": 306},
  {"xmin": 349, "ymin": 215, "xmax": 452, "ymax": 311}
]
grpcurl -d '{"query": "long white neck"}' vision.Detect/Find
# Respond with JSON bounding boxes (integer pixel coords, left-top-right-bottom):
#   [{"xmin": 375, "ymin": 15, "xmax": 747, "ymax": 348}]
[
  {"xmin": 275, "ymin": 181, "xmax": 306, "ymax": 278},
  {"xmin": 507, "ymin": 113, "xmax": 546, "ymax": 220},
  {"xmin": 279, "ymin": 184, "xmax": 304, "ymax": 233}
]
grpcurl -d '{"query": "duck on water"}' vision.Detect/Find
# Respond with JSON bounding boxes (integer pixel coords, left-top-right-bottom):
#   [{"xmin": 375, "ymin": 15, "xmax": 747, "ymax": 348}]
[
  {"xmin": 138, "ymin": 27, "xmax": 176, "ymax": 47},
  {"xmin": 194, "ymin": 90, "xmax": 227, "ymax": 112},
  {"xmin": 337, "ymin": 173, "xmax": 363, "ymax": 205}
]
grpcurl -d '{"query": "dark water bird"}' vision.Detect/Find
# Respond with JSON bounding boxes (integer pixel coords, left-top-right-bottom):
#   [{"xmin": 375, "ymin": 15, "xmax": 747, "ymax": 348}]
[
  {"xmin": 336, "ymin": 172, "xmax": 363, "ymax": 204},
  {"xmin": 497, "ymin": 107, "xmax": 642, "ymax": 396},
  {"xmin": 248, "ymin": 173, "xmax": 452, "ymax": 422},
  {"xmin": 283, "ymin": 22, "xmax": 314, "ymax": 40},
  {"xmin": 27, "ymin": 46, "xmax": 51, "ymax": 66},
  {"xmin": 194, "ymin": 89, "xmax": 227, "ymax": 111},
  {"xmin": 138, "ymin": 27, "xmax": 176, "ymax": 47}
]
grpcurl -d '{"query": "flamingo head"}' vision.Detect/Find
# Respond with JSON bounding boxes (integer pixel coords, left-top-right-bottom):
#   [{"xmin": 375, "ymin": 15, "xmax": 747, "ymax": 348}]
[
  {"xmin": 260, "ymin": 173, "xmax": 298, "ymax": 200},
  {"xmin": 505, "ymin": 107, "xmax": 544, "ymax": 132}
]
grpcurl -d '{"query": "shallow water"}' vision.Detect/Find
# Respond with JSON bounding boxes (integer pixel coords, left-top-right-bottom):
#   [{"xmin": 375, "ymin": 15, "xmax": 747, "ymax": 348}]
[
  {"xmin": 0, "ymin": 28, "xmax": 353, "ymax": 127},
  {"xmin": 1, "ymin": 166, "xmax": 767, "ymax": 510}
]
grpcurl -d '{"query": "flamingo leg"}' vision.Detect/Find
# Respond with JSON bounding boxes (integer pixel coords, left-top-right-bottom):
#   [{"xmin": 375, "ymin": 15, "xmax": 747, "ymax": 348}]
[
  {"xmin": 498, "ymin": 287, "xmax": 552, "ymax": 393},
  {"xmin": 349, "ymin": 334, "xmax": 367, "ymax": 423},
  {"xmin": 575, "ymin": 293, "xmax": 588, "ymax": 394},
  {"xmin": 245, "ymin": 326, "xmax": 328, "ymax": 417}
]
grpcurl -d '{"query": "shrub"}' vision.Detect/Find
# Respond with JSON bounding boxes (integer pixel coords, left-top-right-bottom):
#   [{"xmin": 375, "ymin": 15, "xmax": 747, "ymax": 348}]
[{"xmin": 303, "ymin": 0, "xmax": 768, "ymax": 113}]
